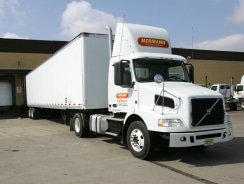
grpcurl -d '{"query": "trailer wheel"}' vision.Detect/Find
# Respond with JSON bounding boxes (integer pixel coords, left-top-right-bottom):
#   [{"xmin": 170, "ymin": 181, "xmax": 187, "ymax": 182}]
[
  {"xmin": 29, "ymin": 108, "xmax": 37, "ymax": 119},
  {"xmin": 32, "ymin": 108, "xmax": 36, "ymax": 119},
  {"xmin": 127, "ymin": 121, "xmax": 153, "ymax": 159},
  {"xmin": 73, "ymin": 113, "xmax": 90, "ymax": 138},
  {"xmin": 28, "ymin": 108, "xmax": 32, "ymax": 119},
  {"xmin": 61, "ymin": 111, "xmax": 70, "ymax": 126},
  {"xmin": 69, "ymin": 117, "xmax": 74, "ymax": 131}
]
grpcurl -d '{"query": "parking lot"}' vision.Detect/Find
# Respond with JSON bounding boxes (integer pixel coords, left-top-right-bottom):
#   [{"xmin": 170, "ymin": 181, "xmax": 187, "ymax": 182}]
[{"xmin": 0, "ymin": 109, "xmax": 243, "ymax": 184}]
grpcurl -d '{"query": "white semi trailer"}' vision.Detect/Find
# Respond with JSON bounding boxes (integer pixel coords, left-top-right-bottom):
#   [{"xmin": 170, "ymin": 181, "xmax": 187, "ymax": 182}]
[{"xmin": 26, "ymin": 23, "xmax": 233, "ymax": 159}]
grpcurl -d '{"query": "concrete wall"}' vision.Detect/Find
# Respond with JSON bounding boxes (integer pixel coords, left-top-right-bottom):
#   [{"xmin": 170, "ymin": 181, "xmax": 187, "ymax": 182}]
[{"xmin": 0, "ymin": 52, "xmax": 51, "ymax": 69}]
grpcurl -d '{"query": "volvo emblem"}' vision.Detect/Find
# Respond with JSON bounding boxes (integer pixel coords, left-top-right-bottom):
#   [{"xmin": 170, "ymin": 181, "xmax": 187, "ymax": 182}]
[{"xmin": 206, "ymin": 109, "xmax": 211, "ymax": 115}]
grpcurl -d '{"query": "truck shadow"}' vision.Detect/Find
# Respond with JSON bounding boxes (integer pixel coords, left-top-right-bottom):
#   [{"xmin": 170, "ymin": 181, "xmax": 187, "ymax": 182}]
[
  {"xmin": 27, "ymin": 116, "xmax": 243, "ymax": 168},
  {"xmin": 100, "ymin": 135, "xmax": 244, "ymax": 167},
  {"xmin": 0, "ymin": 111, "xmax": 28, "ymax": 120},
  {"xmin": 149, "ymin": 137, "xmax": 244, "ymax": 167}
]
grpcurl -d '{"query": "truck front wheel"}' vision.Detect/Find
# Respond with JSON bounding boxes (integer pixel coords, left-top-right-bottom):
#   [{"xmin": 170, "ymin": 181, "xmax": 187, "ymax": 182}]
[
  {"xmin": 127, "ymin": 121, "xmax": 154, "ymax": 159},
  {"xmin": 73, "ymin": 113, "xmax": 90, "ymax": 138}
]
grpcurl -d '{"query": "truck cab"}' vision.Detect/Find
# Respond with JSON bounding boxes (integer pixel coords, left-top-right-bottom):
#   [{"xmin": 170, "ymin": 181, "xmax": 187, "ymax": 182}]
[
  {"xmin": 235, "ymin": 84, "xmax": 244, "ymax": 107},
  {"xmin": 210, "ymin": 84, "xmax": 231, "ymax": 99},
  {"xmin": 105, "ymin": 23, "xmax": 233, "ymax": 159},
  {"xmin": 234, "ymin": 75, "xmax": 244, "ymax": 109}
]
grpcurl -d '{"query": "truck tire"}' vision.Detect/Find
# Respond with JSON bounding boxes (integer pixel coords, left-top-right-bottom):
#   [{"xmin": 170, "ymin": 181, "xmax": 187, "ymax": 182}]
[
  {"xmin": 73, "ymin": 113, "xmax": 90, "ymax": 138},
  {"xmin": 127, "ymin": 121, "xmax": 154, "ymax": 159}
]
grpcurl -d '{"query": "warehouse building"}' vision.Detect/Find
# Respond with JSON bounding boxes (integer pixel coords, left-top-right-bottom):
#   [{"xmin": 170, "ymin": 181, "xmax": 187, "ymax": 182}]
[
  {"xmin": 0, "ymin": 38, "xmax": 244, "ymax": 114},
  {"xmin": 172, "ymin": 48, "xmax": 244, "ymax": 87},
  {"xmin": 0, "ymin": 38, "xmax": 66, "ymax": 113}
]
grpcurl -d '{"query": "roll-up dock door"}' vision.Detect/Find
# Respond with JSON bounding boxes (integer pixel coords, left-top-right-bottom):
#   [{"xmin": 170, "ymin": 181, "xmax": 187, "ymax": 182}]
[{"xmin": 0, "ymin": 82, "xmax": 13, "ymax": 107}]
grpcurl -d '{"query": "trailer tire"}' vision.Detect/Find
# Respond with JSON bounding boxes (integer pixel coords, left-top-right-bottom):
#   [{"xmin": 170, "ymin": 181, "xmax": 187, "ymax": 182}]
[
  {"xmin": 69, "ymin": 117, "xmax": 74, "ymax": 131},
  {"xmin": 28, "ymin": 108, "xmax": 32, "ymax": 119},
  {"xmin": 61, "ymin": 111, "xmax": 70, "ymax": 126},
  {"xmin": 32, "ymin": 108, "xmax": 36, "ymax": 119},
  {"xmin": 127, "ymin": 121, "xmax": 154, "ymax": 160},
  {"xmin": 73, "ymin": 113, "xmax": 90, "ymax": 138},
  {"xmin": 29, "ymin": 108, "xmax": 38, "ymax": 119}
]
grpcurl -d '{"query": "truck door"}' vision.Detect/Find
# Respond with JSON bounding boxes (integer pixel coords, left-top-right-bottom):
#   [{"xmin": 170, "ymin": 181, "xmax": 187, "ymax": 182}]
[{"xmin": 109, "ymin": 60, "xmax": 136, "ymax": 113}]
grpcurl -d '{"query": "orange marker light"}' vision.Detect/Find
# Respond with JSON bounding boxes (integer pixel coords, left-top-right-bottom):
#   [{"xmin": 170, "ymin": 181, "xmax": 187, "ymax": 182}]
[{"xmin": 116, "ymin": 93, "xmax": 128, "ymax": 98}]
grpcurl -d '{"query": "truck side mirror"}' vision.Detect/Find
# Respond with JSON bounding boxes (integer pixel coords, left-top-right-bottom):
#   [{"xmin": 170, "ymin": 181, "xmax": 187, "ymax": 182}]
[
  {"xmin": 114, "ymin": 60, "xmax": 133, "ymax": 88},
  {"xmin": 114, "ymin": 62, "xmax": 122, "ymax": 86},
  {"xmin": 189, "ymin": 64, "xmax": 194, "ymax": 83}
]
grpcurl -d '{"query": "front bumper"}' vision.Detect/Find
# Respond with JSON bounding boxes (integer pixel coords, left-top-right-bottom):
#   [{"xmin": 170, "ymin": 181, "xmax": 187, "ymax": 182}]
[{"xmin": 168, "ymin": 128, "xmax": 233, "ymax": 147}]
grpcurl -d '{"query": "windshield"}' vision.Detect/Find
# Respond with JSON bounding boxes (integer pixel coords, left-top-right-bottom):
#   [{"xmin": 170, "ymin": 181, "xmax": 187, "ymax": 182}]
[
  {"xmin": 133, "ymin": 58, "xmax": 190, "ymax": 82},
  {"xmin": 237, "ymin": 85, "xmax": 243, "ymax": 91}
]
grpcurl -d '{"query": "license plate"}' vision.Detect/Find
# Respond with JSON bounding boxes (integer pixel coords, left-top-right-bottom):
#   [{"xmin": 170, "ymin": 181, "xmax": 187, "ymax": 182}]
[{"xmin": 204, "ymin": 138, "xmax": 214, "ymax": 146}]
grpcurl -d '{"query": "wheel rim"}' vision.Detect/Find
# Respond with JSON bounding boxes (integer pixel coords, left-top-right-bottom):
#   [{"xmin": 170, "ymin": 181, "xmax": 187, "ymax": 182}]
[
  {"xmin": 74, "ymin": 118, "xmax": 81, "ymax": 133},
  {"xmin": 130, "ymin": 128, "xmax": 144, "ymax": 152}
]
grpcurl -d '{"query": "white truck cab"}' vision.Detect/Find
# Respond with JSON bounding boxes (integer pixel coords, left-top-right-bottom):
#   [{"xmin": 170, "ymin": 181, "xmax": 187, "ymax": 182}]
[
  {"xmin": 211, "ymin": 84, "xmax": 231, "ymax": 98},
  {"xmin": 210, "ymin": 83, "xmax": 240, "ymax": 111},
  {"xmin": 234, "ymin": 75, "xmax": 244, "ymax": 109},
  {"xmin": 105, "ymin": 23, "xmax": 233, "ymax": 158}
]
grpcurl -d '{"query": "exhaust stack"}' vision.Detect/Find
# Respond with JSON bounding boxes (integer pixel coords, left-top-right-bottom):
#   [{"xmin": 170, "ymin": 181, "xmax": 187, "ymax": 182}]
[{"xmin": 106, "ymin": 26, "xmax": 113, "ymax": 58}]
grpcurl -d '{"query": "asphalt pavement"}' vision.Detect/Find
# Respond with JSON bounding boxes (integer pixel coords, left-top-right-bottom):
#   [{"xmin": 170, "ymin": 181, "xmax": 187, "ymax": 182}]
[{"xmin": 0, "ymin": 109, "xmax": 243, "ymax": 184}]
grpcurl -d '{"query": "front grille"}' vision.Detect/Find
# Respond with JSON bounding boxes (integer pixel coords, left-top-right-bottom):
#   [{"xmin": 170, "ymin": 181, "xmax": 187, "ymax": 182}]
[{"xmin": 191, "ymin": 98, "xmax": 224, "ymax": 126}]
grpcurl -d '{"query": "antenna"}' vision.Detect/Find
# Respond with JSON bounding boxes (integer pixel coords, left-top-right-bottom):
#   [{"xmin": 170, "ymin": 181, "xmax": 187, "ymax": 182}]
[{"xmin": 192, "ymin": 27, "xmax": 194, "ymax": 59}]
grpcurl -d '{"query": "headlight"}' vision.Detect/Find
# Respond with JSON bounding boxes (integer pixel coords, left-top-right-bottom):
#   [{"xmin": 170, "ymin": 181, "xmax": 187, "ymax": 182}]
[
  {"xmin": 158, "ymin": 119, "xmax": 184, "ymax": 127},
  {"xmin": 224, "ymin": 114, "xmax": 232, "ymax": 128}
]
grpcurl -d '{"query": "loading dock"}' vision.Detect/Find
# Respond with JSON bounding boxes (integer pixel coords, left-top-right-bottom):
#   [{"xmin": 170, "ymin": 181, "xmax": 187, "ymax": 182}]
[
  {"xmin": 0, "ymin": 75, "xmax": 15, "ymax": 111},
  {"xmin": 0, "ymin": 38, "xmax": 243, "ymax": 115}
]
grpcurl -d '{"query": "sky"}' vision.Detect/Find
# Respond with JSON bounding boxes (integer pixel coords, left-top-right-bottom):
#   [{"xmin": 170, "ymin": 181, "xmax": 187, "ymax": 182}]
[{"xmin": 0, "ymin": 0, "xmax": 244, "ymax": 52}]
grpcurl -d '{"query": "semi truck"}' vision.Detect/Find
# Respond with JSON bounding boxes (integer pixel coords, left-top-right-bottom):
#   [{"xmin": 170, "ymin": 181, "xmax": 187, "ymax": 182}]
[
  {"xmin": 26, "ymin": 23, "xmax": 233, "ymax": 159},
  {"xmin": 210, "ymin": 84, "xmax": 239, "ymax": 111},
  {"xmin": 234, "ymin": 75, "xmax": 244, "ymax": 109}
]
